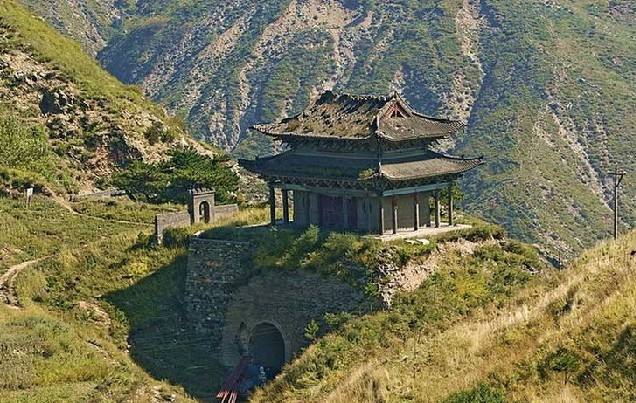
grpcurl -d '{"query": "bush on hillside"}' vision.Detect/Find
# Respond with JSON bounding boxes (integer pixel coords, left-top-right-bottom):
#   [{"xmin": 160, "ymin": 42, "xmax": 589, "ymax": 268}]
[
  {"xmin": 0, "ymin": 116, "xmax": 76, "ymax": 192},
  {"xmin": 163, "ymin": 227, "xmax": 191, "ymax": 249},
  {"xmin": 444, "ymin": 383, "xmax": 506, "ymax": 403},
  {"xmin": 538, "ymin": 347, "xmax": 583, "ymax": 383},
  {"xmin": 111, "ymin": 148, "xmax": 239, "ymax": 204}
]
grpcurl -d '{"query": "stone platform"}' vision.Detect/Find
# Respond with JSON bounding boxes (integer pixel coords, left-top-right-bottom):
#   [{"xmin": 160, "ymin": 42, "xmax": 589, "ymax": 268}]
[{"xmin": 373, "ymin": 223, "xmax": 471, "ymax": 242}]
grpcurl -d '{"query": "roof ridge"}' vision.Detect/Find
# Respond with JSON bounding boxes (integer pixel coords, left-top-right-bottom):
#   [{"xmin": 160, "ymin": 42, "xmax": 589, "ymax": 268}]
[
  {"xmin": 430, "ymin": 150, "xmax": 484, "ymax": 161},
  {"xmin": 321, "ymin": 90, "xmax": 395, "ymax": 102}
]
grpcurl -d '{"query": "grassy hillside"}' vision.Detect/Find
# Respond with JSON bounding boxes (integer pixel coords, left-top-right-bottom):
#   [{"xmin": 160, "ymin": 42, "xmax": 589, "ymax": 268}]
[
  {"xmin": 0, "ymin": 191, "xmax": 274, "ymax": 400},
  {"xmin": 0, "ymin": 0, "xmax": 236, "ymax": 194},
  {"xmin": 19, "ymin": 0, "xmax": 635, "ymax": 258},
  {"xmin": 0, "ymin": 195, "xmax": 194, "ymax": 401},
  {"xmin": 1, "ymin": 193, "xmax": 631, "ymax": 401},
  {"xmin": 253, "ymin": 230, "xmax": 636, "ymax": 402}
]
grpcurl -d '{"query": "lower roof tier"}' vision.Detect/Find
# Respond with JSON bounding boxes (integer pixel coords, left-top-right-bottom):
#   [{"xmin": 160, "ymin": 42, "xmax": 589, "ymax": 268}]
[{"xmin": 239, "ymin": 150, "xmax": 482, "ymax": 186}]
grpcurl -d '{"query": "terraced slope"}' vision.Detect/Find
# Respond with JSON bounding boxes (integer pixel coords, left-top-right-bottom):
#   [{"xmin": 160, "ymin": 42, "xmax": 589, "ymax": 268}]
[{"xmin": 19, "ymin": 0, "xmax": 635, "ymax": 257}]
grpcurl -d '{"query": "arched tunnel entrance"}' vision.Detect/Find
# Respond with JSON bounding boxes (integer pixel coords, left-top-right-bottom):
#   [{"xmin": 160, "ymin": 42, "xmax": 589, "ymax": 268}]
[{"xmin": 249, "ymin": 323, "xmax": 286, "ymax": 378}]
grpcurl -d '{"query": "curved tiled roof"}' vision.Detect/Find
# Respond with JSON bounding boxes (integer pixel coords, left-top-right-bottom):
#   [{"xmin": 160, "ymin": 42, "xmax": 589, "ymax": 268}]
[
  {"xmin": 251, "ymin": 91, "xmax": 463, "ymax": 142},
  {"xmin": 380, "ymin": 155, "xmax": 483, "ymax": 181},
  {"xmin": 239, "ymin": 150, "xmax": 482, "ymax": 183}
]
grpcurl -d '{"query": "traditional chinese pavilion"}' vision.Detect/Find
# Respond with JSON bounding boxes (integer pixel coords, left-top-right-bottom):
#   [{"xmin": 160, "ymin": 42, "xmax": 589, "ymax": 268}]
[{"xmin": 239, "ymin": 91, "xmax": 483, "ymax": 235}]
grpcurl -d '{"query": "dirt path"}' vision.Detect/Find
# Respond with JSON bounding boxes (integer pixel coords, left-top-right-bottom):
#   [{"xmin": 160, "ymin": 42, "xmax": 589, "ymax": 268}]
[
  {"xmin": 74, "ymin": 211, "xmax": 153, "ymax": 227},
  {"xmin": 0, "ymin": 257, "xmax": 49, "ymax": 308},
  {"xmin": 48, "ymin": 192, "xmax": 151, "ymax": 227},
  {"xmin": 2, "ymin": 195, "xmax": 150, "ymax": 308}
]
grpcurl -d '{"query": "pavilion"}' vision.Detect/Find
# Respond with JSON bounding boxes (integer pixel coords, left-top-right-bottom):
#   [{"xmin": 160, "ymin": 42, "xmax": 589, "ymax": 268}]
[{"xmin": 239, "ymin": 91, "xmax": 483, "ymax": 235}]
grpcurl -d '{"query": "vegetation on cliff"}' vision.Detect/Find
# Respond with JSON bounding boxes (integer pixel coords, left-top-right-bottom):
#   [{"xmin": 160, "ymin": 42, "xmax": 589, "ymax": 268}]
[
  {"xmin": 2, "ymin": 189, "xmax": 634, "ymax": 402},
  {"xmin": 0, "ymin": 115, "xmax": 75, "ymax": 192},
  {"xmin": 0, "ymin": 195, "xmax": 196, "ymax": 401},
  {"xmin": 111, "ymin": 148, "xmax": 239, "ymax": 205},
  {"xmin": 201, "ymin": 215, "xmax": 508, "ymax": 298},
  {"xmin": 0, "ymin": 195, "xmax": 272, "ymax": 400}
]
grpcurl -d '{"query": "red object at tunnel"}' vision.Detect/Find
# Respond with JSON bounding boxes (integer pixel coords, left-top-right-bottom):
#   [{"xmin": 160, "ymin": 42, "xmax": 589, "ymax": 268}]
[{"xmin": 216, "ymin": 356, "xmax": 249, "ymax": 403}]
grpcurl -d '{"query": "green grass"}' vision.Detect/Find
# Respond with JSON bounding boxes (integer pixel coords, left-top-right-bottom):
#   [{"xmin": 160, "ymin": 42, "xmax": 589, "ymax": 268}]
[
  {"xmin": 201, "ymin": 215, "xmax": 507, "ymax": 295},
  {"xmin": 1, "ymin": 189, "xmax": 633, "ymax": 402},
  {"xmin": 0, "ymin": 195, "xmax": 270, "ymax": 400},
  {"xmin": 0, "ymin": 195, "xmax": 137, "ymax": 273},
  {"xmin": 0, "ymin": 0, "xmax": 152, "ymax": 105},
  {"xmin": 0, "ymin": 194, "xmax": 200, "ymax": 401},
  {"xmin": 71, "ymin": 198, "xmax": 184, "ymax": 223},
  {"xmin": 0, "ymin": 115, "xmax": 76, "ymax": 191},
  {"xmin": 27, "ymin": 230, "xmax": 224, "ymax": 399},
  {"xmin": 0, "ymin": 304, "xmax": 187, "ymax": 403}
]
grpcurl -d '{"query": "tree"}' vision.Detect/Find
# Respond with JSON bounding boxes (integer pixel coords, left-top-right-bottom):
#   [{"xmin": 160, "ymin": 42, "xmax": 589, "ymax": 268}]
[{"xmin": 111, "ymin": 148, "xmax": 239, "ymax": 204}]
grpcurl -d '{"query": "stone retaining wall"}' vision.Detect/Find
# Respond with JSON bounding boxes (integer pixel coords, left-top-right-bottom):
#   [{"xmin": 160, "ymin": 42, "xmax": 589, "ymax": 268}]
[
  {"xmin": 154, "ymin": 203, "xmax": 239, "ymax": 244},
  {"xmin": 185, "ymin": 237, "xmax": 366, "ymax": 369}
]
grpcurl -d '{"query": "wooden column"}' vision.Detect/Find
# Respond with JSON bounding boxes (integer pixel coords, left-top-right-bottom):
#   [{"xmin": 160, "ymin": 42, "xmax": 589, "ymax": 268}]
[
  {"xmin": 378, "ymin": 198, "xmax": 385, "ymax": 235},
  {"xmin": 342, "ymin": 196, "xmax": 349, "ymax": 231},
  {"xmin": 269, "ymin": 185, "xmax": 276, "ymax": 226},
  {"xmin": 282, "ymin": 189, "xmax": 290, "ymax": 224},
  {"xmin": 413, "ymin": 193, "xmax": 420, "ymax": 231},
  {"xmin": 366, "ymin": 199, "xmax": 374, "ymax": 234},
  {"xmin": 309, "ymin": 193, "xmax": 320, "ymax": 225},
  {"xmin": 448, "ymin": 185, "xmax": 454, "ymax": 227},
  {"xmin": 292, "ymin": 190, "xmax": 308, "ymax": 227},
  {"xmin": 423, "ymin": 193, "xmax": 432, "ymax": 227},
  {"xmin": 434, "ymin": 191, "xmax": 441, "ymax": 228},
  {"xmin": 392, "ymin": 197, "xmax": 398, "ymax": 235}
]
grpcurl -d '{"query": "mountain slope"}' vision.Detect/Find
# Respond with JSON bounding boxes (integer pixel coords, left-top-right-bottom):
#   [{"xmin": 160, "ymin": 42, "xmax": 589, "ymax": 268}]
[
  {"xmin": 253, "ymin": 230, "xmax": 636, "ymax": 402},
  {"xmin": 0, "ymin": 0, "xmax": 217, "ymax": 194},
  {"xmin": 19, "ymin": 0, "xmax": 635, "ymax": 258}
]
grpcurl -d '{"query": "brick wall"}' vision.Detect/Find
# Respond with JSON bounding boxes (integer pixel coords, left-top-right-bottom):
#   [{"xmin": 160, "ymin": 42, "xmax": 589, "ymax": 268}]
[{"xmin": 155, "ymin": 204, "xmax": 239, "ymax": 243}]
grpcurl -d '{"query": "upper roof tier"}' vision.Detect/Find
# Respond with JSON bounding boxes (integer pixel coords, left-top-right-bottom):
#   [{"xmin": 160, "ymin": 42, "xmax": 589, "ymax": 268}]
[{"xmin": 251, "ymin": 91, "xmax": 464, "ymax": 142}]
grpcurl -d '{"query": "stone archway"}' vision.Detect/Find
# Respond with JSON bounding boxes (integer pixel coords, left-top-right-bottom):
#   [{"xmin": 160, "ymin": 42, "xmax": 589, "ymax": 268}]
[
  {"xmin": 248, "ymin": 322, "xmax": 286, "ymax": 378},
  {"xmin": 199, "ymin": 201, "xmax": 212, "ymax": 223}
]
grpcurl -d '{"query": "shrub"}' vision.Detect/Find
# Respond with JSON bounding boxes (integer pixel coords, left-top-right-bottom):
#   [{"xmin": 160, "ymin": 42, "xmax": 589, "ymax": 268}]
[
  {"xmin": 0, "ymin": 116, "xmax": 75, "ymax": 191},
  {"xmin": 144, "ymin": 121, "xmax": 164, "ymax": 145},
  {"xmin": 280, "ymin": 226, "xmax": 321, "ymax": 268},
  {"xmin": 444, "ymin": 383, "xmax": 506, "ymax": 403},
  {"xmin": 538, "ymin": 347, "xmax": 582, "ymax": 383},
  {"xmin": 162, "ymin": 227, "xmax": 191, "ymax": 249},
  {"xmin": 304, "ymin": 320, "xmax": 320, "ymax": 341},
  {"xmin": 433, "ymin": 223, "xmax": 505, "ymax": 244}
]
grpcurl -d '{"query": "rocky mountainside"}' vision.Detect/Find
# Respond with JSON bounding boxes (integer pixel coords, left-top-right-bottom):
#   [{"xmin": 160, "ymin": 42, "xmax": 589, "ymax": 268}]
[
  {"xmin": 19, "ymin": 0, "xmax": 635, "ymax": 257},
  {"xmin": 0, "ymin": 1, "xmax": 217, "ymax": 194}
]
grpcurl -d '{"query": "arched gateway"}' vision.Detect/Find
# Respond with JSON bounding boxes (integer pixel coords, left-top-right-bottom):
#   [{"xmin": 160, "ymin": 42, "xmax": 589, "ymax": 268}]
[
  {"xmin": 249, "ymin": 323, "xmax": 286, "ymax": 377},
  {"xmin": 199, "ymin": 201, "xmax": 212, "ymax": 223}
]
